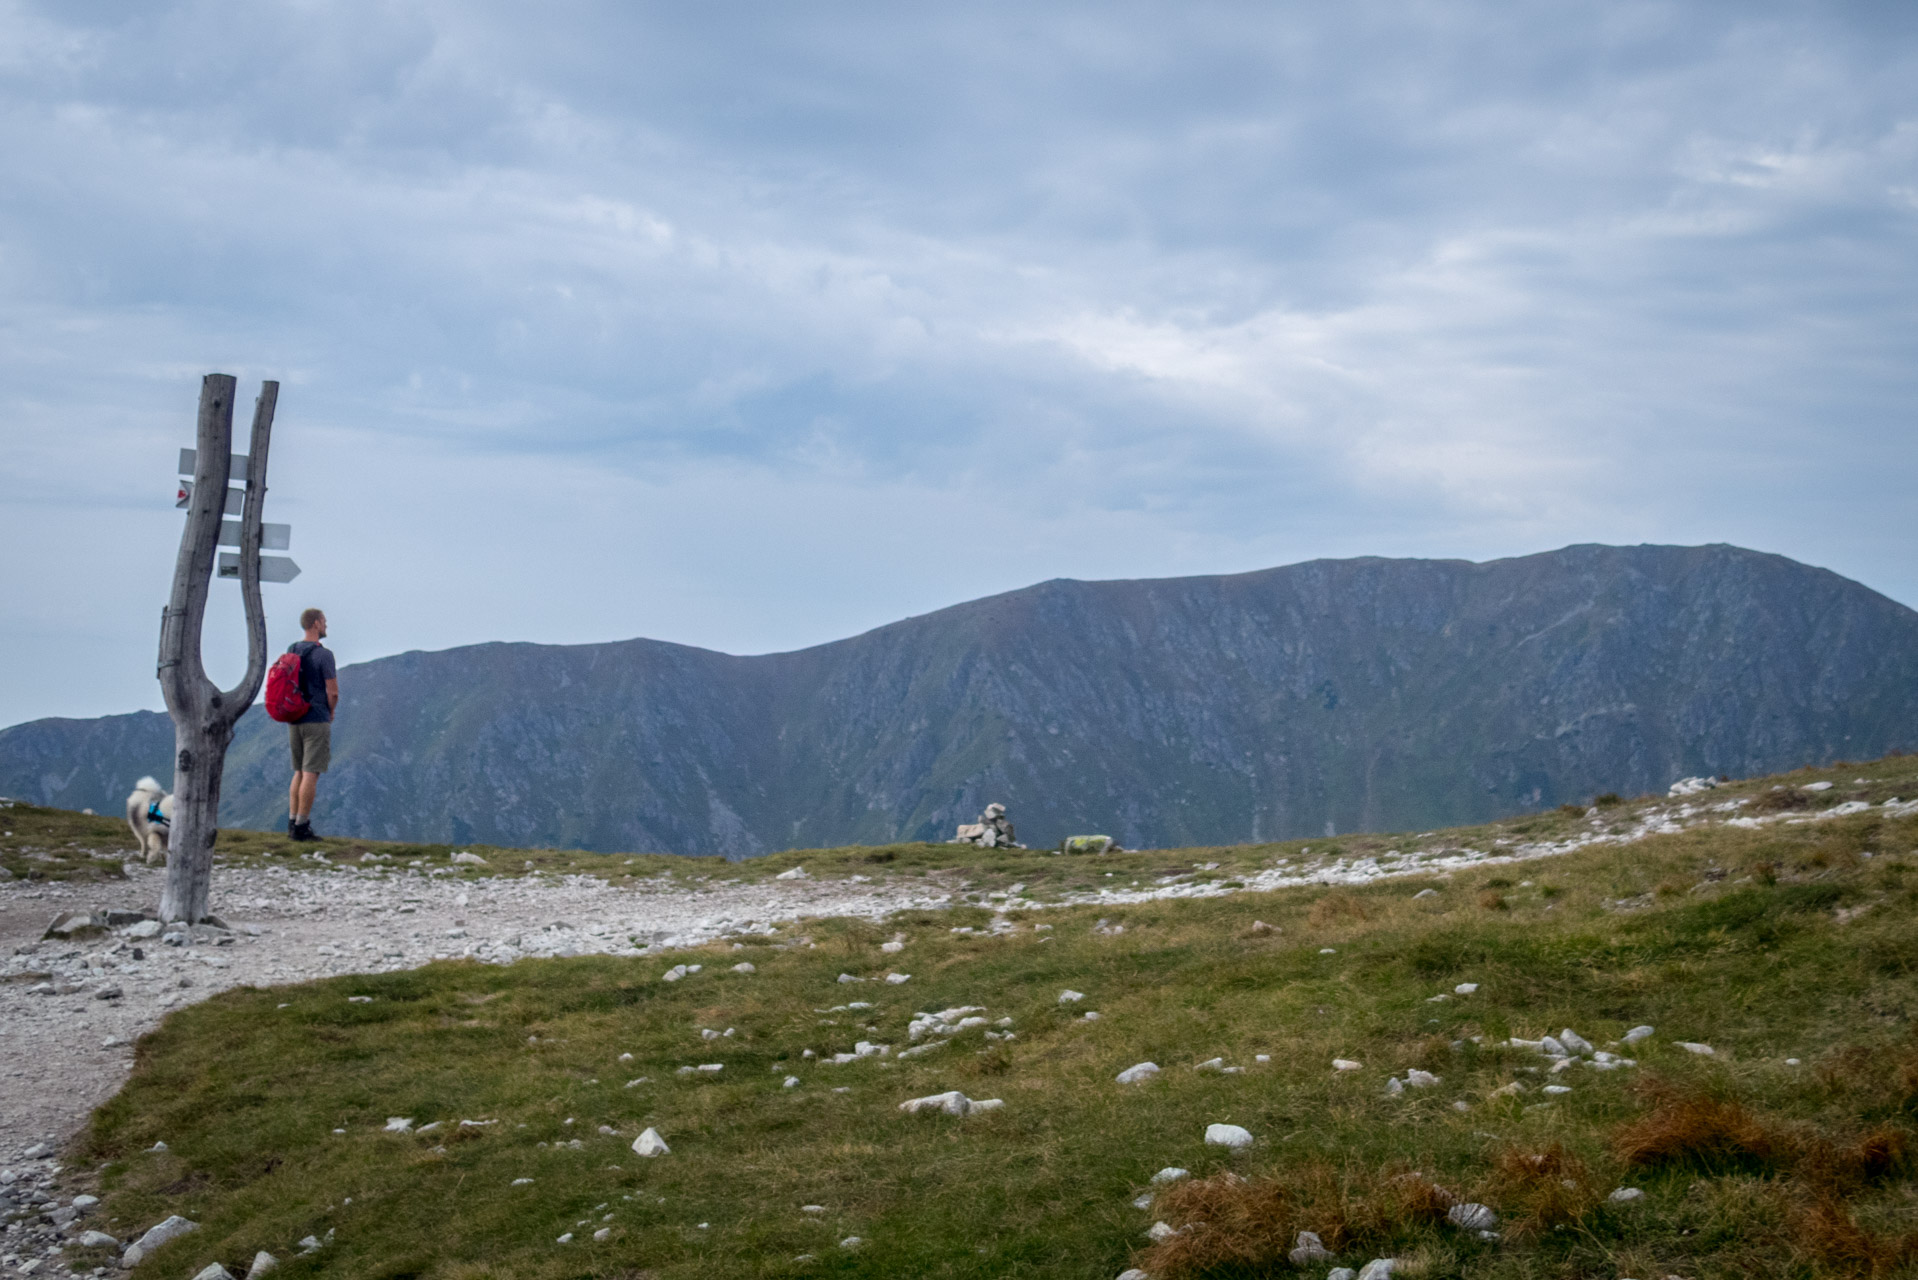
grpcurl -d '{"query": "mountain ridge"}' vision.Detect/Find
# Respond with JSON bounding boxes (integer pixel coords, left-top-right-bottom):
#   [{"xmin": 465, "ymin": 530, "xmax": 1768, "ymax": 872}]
[{"xmin": 3, "ymin": 542, "xmax": 1914, "ymax": 854}]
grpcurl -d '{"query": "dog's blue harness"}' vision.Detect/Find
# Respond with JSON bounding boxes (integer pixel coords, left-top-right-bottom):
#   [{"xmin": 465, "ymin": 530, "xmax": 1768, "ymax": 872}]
[{"xmin": 146, "ymin": 799, "xmax": 169, "ymax": 828}]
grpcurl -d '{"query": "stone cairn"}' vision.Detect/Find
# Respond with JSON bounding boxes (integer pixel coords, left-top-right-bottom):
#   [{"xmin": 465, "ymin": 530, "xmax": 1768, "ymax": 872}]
[{"xmin": 950, "ymin": 803, "xmax": 1021, "ymax": 849}]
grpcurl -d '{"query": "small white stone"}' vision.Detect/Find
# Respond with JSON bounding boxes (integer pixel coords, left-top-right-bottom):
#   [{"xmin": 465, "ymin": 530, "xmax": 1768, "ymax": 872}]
[
  {"xmin": 1290, "ymin": 1230, "xmax": 1335, "ymax": 1263},
  {"xmin": 1447, "ymin": 1203, "xmax": 1497, "ymax": 1231},
  {"xmin": 1608, "ymin": 1187, "xmax": 1646, "ymax": 1204},
  {"xmin": 1132, "ymin": 1192, "xmax": 1154, "ymax": 1209},
  {"xmin": 512, "ymin": 1178, "xmax": 534, "ymax": 1186},
  {"xmin": 900, "ymin": 1090, "xmax": 971, "ymax": 1116},
  {"xmin": 775, "ymin": 866, "xmax": 808, "ymax": 880},
  {"xmin": 632, "ymin": 1128, "xmax": 670, "ymax": 1157},
  {"xmin": 1454, "ymin": 982, "xmax": 1478, "ymax": 994},
  {"xmin": 1117, "ymin": 1269, "xmax": 1152, "ymax": 1280},
  {"xmin": 1147, "ymin": 1221, "xmax": 1178, "ymax": 1241},
  {"xmin": 886, "ymin": 973, "xmax": 911, "ymax": 984},
  {"xmin": 1320, "ymin": 947, "xmax": 1337, "ymax": 954},
  {"xmin": 1150, "ymin": 1167, "xmax": 1189, "ymax": 1185},
  {"xmin": 1205, "ymin": 1122, "xmax": 1254, "ymax": 1148},
  {"xmin": 191, "ymin": 1265, "xmax": 235, "ymax": 1280},
  {"xmin": 661, "ymin": 965, "xmax": 688, "ymax": 982},
  {"xmin": 1195, "ymin": 1057, "xmax": 1225, "ymax": 1072},
  {"xmin": 784, "ymin": 1076, "xmax": 801, "ymax": 1088},
  {"xmin": 384, "ymin": 1116, "xmax": 414, "ymax": 1132},
  {"xmin": 1623, "ymin": 1025, "xmax": 1655, "ymax": 1044},
  {"xmin": 839, "ymin": 1235, "xmax": 862, "ymax": 1248},
  {"xmin": 244, "ymin": 1251, "xmax": 278, "ymax": 1279},
  {"xmin": 1786, "ymin": 1057, "xmax": 1801, "ymax": 1066},
  {"xmin": 732, "ymin": 962, "xmax": 755, "ymax": 973},
  {"xmin": 1116, "ymin": 1061, "xmax": 1161, "ymax": 1084},
  {"xmin": 1406, "ymin": 1069, "xmax": 1440, "ymax": 1088},
  {"xmin": 1559, "ymin": 1029, "xmax": 1594, "ymax": 1056},
  {"xmin": 1676, "ymin": 1042, "xmax": 1715, "ymax": 1056},
  {"xmin": 556, "ymin": 1232, "xmax": 573, "ymax": 1244},
  {"xmin": 1333, "ymin": 1058, "xmax": 1363, "ymax": 1071},
  {"xmin": 1543, "ymin": 1084, "xmax": 1572, "ymax": 1095},
  {"xmin": 1384, "ymin": 1077, "xmax": 1404, "ymax": 1096},
  {"xmin": 801, "ymin": 1205, "xmax": 826, "ymax": 1213},
  {"xmin": 1356, "ymin": 1260, "xmax": 1398, "ymax": 1280},
  {"xmin": 1059, "ymin": 989, "xmax": 1085, "ymax": 1003},
  {"xmin": 1413, "ymin": 888, "xmax": 1439, "ymax": 899},
  {"xmin": 1255, "ymin": 1053, "xmax": 1270, "ymax": 1063}
]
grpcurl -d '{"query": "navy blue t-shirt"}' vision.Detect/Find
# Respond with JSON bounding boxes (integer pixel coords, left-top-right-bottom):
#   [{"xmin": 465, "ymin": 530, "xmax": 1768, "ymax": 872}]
[{"xmin": 291, "ymin": 641, "xmax": 337, "ymax": 724}]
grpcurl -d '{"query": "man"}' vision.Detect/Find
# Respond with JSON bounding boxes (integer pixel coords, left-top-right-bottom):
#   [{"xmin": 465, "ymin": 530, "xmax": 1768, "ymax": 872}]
[{"xmin": 286, "ymin": 607, "xmax": 339, "ymax": 841}]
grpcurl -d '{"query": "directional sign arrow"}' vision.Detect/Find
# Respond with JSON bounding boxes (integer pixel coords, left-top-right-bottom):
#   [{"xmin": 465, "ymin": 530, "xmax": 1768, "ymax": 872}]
[
  {"xmin": 218, "ymin": 521, "xmax": 290, "ymax": 551},
  {"xmin": 216, "ymin": 553, "xmax": 301, "ymax": 583}
]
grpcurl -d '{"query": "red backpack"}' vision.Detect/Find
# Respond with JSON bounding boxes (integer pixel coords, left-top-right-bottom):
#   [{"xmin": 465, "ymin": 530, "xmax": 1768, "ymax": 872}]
[{"xmin": 265, "ymin": 645, "xmax": 313, "ymax": 723}]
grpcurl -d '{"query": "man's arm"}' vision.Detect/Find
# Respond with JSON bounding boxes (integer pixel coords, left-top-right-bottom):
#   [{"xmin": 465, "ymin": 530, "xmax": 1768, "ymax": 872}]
[{"xmin": 326, "ymin": 679, "xmax": 339, "ymax": 712}]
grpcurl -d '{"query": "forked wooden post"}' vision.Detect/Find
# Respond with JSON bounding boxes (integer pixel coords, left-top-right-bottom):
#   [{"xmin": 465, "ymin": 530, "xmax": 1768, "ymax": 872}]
[{"xmin": 156, "ymin": 374, "xmax": 279, "ymax": 923}]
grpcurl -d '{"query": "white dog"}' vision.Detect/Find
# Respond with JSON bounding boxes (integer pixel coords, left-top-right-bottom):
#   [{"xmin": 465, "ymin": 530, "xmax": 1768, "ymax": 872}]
[{"xmin": 126, "ymin": 776, "xmax": 175, "ymax": 866}]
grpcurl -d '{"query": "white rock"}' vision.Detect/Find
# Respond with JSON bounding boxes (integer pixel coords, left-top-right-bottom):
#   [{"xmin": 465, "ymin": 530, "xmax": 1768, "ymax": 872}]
[
  {"xmin": 1255, "ymin": 1054, "xmax": 1270, "ymax": 1063},
  {"xmin": 1117, "ymin": 1270, "xmax": 1152, "ymax": 1280},
  {"xmin": 900, "ymin": 1090, "xmax": 971, "ymax": 1116},
  {"xmin": 1356, "ymin": 1260, "xmax": 1397, "ymax": 1280},
  {"xmin": 838, "ymin": 1236, "xmax": 861, "ymax": 1248},
  {"xmin": 1195, "ymin": 1057, "xmax": 1225, "ymax": 1072},
  {"xmin": 1447, "ymin": 1203, "xmax": 1497, "ymax": 1231},
  {"xmin": 1803, "ymin": 780, "xmax": 1834, "ymax": 791},
  {"xmin": 1454, "ymin": 983, "xmax": 1478, "ymax": 994},
  {"xmin": 632, "ymin": 1128, "xmax": 670, "ymax": 1157},
  {"xmin": 1059, "ymin": 989, "xmax": 1086, "ymax": 1003},
  {"xmin": 384, "ymin": 1117, "xmax": 414, "ymax": 1132},
  {"xmin": 1406, "ymin": 1069, "xmax": 1440, "ymax": 1088},
  {"xmin": 971, "ymin": 1098, "xmax": 1005, "ymax": 1112},
  {"xmin": 1204, "ymin": 1123, "xmax": 1254, "ymax": 1148},
  {"xmin": 1543, "ymin": 1084, "xmax": 1572, "ymax": 1095},
  {"xmin": 1676, "ymin": 1042, "xmax": 1715, "ymax": 1056},
  {"xmin": 1332, "ymin": 1058, "xmax": 1363, "ymax": 1072},
  {"xmin": 837, "ymin": 973, "xmax": 862, "ymax": 984},
  {"xmin": 130, "ymin": 1215, "xmax": 199, "ymax": 1254},
  {"xmin": 126, "ymin": 919, "xmax": 162, "ymax": 939},
  {"xmin": 784, "ymin": 1076, "xmax": 800, "ymax": 1088},
  {"xmin": 732, "ymin": 962, "xmax": 755, "ymax": 973},
  {"xmin": 451, "ymin": 852, "xmax": 488, "ymax": 865},
  {"xmin": 593, "ymin": 1227, "xmax": 611, "ymax": 1242},
  {"xmin": 1623, "ymin": 1025, "xmax": 1655, "ymax": 1044},
  {"xmin": 192, "ymin": 1265, "xmax": 235, "ymax": 1280},
  {"xmin": 556, "ymin": 1232, "xmax": 573, "ymax": 1243},
  {"xmin": 775, "ymin": 866, "xmax": 808, "ymax": 880},
  {"xmin": 1147, "ymin": 1221, "xmax": 1178, "ymax": 1241},
  {"xmin": 1116, "ymin": 1061, "xmax": 1161, "ymax": 1084},
  {"xmin": 1540, "ymin": 1036, "xmax": 1568, "ymax": 1058},
  {"xmin": 1290, "ymin": 1230, "xmax": 1336, "ymax": 1263},
  {"xmin": 880, "ymin": 940, "xmax": 906, "ymax": 953},
  {"xmin": 660, "ymin": 965, "xmax": 688, "ymax": 982},
  {"xmin": 1413, "ymin": 888, "xmax": 1439, "ymax": 899},
  {"xmin": 1150, "ymin": 1167, "xmax": 1189, "ymax": 1184},
  {"xmin": 297, "ymin": 1234, "xmax": 324, "ymax": 1253},
  {"xmin": 1328, "ymin": 1271, "xmax": 1357, "ymax": 1280},
  {"xmin": 1132, "ymin": 1192, "xmax": 1154, "ymax": 1209},
  {"xmin": 1084, "ymin": 1011, "xmax": 1101, "ymax": 1021},
  {"xmin": 1609, "ymin": 1187, "xmax": 1645, "ymax": 1203},
  {"xmin": 1559, "ymin": 1029, "xmax": 1594, "ymax": 1056},
  {"xmin": 76, "ymin": 1230, "xmax": 119, "ymax": 1248},
  {"xmin": 1384, "ymin": 1077, "xmax": 1404, "ymax": 1096},
  {"xmin": 885, "ymin": 973, "xmax": 911, "ymax": 984},
  {"xmin": 245, "ymin": 1250, "xmax": 279, "ymax": 1278},
  {"xmin": 801, "ymin": 1205, "xmax": 826, "ymax": 1213}
]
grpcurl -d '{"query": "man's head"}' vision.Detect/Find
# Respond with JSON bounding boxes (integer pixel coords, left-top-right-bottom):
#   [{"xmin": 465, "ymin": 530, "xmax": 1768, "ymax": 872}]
[{"xmin": 300, "ymin": 607, "xmax": 328, "ymax": 640}]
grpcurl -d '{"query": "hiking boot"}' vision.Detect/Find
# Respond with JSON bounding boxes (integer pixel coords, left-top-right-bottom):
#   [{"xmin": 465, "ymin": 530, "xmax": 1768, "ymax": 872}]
[
  {"xmin": 287, "ymin": 817, "xmax": 298, "ymax": 839},
  {"xmin": 292, "ymin": 821, "xmax": 318, "ymax": 842}
]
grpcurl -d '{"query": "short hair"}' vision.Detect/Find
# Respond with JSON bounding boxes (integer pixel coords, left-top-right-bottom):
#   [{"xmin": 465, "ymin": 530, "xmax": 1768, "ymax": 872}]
[{"xmin": 299, "ymin": 607, "xmax": 325, "ymax": 630}]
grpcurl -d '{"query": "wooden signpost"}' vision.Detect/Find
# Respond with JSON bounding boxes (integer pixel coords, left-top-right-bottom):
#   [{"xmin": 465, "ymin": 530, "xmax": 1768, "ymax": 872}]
[{"xmin": 155, "ymin": 374, "xmax": 284, "ymax": 924}]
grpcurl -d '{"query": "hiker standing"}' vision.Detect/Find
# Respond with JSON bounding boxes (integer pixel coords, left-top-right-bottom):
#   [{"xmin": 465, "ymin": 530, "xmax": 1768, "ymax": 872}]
[{"xmin": 282, "ymin": 607, "xmax": 338, "ymax": 841}]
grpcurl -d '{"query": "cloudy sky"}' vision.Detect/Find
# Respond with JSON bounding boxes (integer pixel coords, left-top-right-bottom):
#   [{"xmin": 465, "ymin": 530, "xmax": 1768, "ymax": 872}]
[{"xmin": 3, "ymin": 1, "xmax": 1915, "ymax": 727}]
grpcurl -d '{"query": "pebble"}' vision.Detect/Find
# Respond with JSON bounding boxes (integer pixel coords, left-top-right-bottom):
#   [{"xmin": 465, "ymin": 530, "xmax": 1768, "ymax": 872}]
[
  {"xmin": 76, "ymin": 1230, "xmax": 119, "ymax": 1248},
  {"xmin": 1117, "ymin": 1271, "xmax": 1151, "ymax": 1280},
  {"xmin": 1328, "ymin": 1271, "xmax": 1357, "ymax": 1280},
  {"xmin": 1413, "ymin": 888, "xmax": 1439, "ymax": 899},
  {"xmin": 1405, "ymin": 1069, "xmax": 1439, "ymax": 1088},
  {"xmin": 1290, "ymin": 1230, "xmax": 1335, "ymax": 1263},
  {"xmin": 593, "ymin": 1227, "xmax": 611, "ymax": 1241},
  {"xmin": 192, "ymin": 1265, "xmax": 235, "ymax": 1280},
  {"xmin": 1454, "ymin": 982, "xmax": 1477, "ymax": 994},
  {"xmin": 885, "ymin": 973, "xmax": 911, "ymax": 984},
  {"xmin": 1147, "ymin": 1221, "xmax": 1178, "ymax": 1241},
  {"xmin": 1116, "ymin": 1062, "xmax": 1160, "ymax": 1084},
  {"xmin": 246, "ymin": 1251, "xmax": 279, "ymax": 1278},
  {"xmin": 900, "ymin": 1090, "xmax": 973, "ymax": 1117},
  {"xmin": 1204, "ymin": 1123, "xmax": 1254, "ymax": 1148},
  {"xmin": 1608, "ymin": 1187, "xmax": 1646, "ymax": 1204},
  {"xmin": 1543, "ymin": 1084, "xmax": 1572, "ymax": 1095},
  {"xmin": 1356, "ymin": 1260, "xmax": 1397, "ymax": 1280},
  {"xmin": 1059, "ymin": 989, "xmax": 1085, "ymax": 1003},
  {"xmin": 1332, "ymin": 1058, "xmax": 1363, "ymax": 1071},
  {"xmin": 1150, "ymin": 1167, "xmax": 1188, "ymax": 1185},
  {"xmin": 631, "ymin": 1128, "xmax": 670, "ymax": 1157},
  {"xmin": 1559, "ymin": 1029, "xmax": 1594, "ymax": 1056},
  {"xmin": 1447, "ymin": 1203, "xmax": 1497, "ymax": 1231},
  {"xmin": 1623, "ymin": 1025, "xmax": 1655, "ymax": 1044},
  {"xmin": 732, "ymin": 962, "xmax": 755, "ymax": 973},
  {"xmin": 1676, "ymin": 1041, "xmax": 1715, "ymax": 1055}
]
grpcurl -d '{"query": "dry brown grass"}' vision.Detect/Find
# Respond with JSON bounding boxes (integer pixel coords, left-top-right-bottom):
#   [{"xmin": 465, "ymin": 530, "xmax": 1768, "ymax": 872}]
[
  {"xmin": 1750, "ymin": 787, "xmax": 1813, "ymax": 813},
  {"xmin": 1785, "ymin": 1192, "xmax": 1918, "ymax": 1278},
  {"xmin": 1476, "ymin": 889, "xmax": 1508, "ymax": 911},
  {"xmin": 1482, "ymin": 1143, "xmax": 1600, "ymax": 1237},
  {"xmin": 1309, "ymin": 892, "xmax": 1371, "ymax": 929},
  {"xmin": 1137, "ymin": 1162, "xmax": 1459, "ymax": 1276},
  {"xmin": 1612, "ymin": 1083, "xmax": 1785, "ymax": 1174}
]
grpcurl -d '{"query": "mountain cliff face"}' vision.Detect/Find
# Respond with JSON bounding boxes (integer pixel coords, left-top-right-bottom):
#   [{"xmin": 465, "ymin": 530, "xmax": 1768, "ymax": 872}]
[{"xmin": 4, "ymin": 544, "xmax": 1914, "ymax": 854}]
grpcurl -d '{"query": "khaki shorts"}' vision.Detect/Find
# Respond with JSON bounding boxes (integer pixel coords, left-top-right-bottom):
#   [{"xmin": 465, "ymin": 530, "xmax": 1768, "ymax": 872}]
[{"xmin": 289, "ymin": 721, "xmax": 332, "ymax": 774}]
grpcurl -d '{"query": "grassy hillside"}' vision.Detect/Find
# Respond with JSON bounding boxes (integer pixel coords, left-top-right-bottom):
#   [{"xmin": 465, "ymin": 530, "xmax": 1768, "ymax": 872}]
[{"xmin": 33, "ymin": 756, "xmax": 1918, "ymax": 1277}]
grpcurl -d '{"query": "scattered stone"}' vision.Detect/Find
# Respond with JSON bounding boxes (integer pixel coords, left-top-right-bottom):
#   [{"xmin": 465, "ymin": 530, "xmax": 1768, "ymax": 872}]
[
  {"xmin": 191, "ymin": 1265, "xmax": 235, "ymax": 1280},
  {"xmin": 384, "ymin": 1117, "xmax": 414, "ymax": 1132},
  {"xmin": 632, "ymin": 1128, "xmax": 670, "ymax": 1157},
  {"xmin": 1413, "ymin": 888, "xmax": 1439, "ymax": 899},
  {"xmin": 1454, "ymin": 983, "xmax": 1478, "ymax": 994},
  {"xmin": 839, "ymin": 1236, "xmax": 862, "ymax": 1248},
  {"xmin": 1623, "ymin": 1025, "xmax": 1655, "ymax": 1044},
  {"xmin": 775, "ymin": 866, "xmax": 808, "ymax": 880},
  {"xmin": 1608, "ymin": 1187, "xmax": 1646, "ymax": 1204},
  {"xmin": 1333, "ymin": 1059, "xmax": 1363, "ymax": 1072},
  {"xmin": 126, "ymin": 919, "xmax": 162, "ymax": 939},
  {"xmin": 1540, "ymin": 1036, "xmax": 1568, "ymax": 1058},
  {"xmin": 885, "ymin": 973, "xmax": 911, "ymax": 984},
  {"xmin": 512, "ymin": 1178, "xmax": 534, "ymax": 1186},
  {"xmin": 1543, "ymin": 1085, "xmax": 1572, "ymax": 1095},
  {"xmin": 1204, "ymin": 1123, "xmax": 1254, "ymax": 1148},
  {"xmin": 244, "ymin": 1252, "xmax": 278, "ymax": 1278},
  {"xmin": 1559, "ymin": 1029, "xmax": 1594, "ymax": 1056},
  {"xmin": 1147, "ymin": 1221, "xmax": 1178, "ymax": 1241},
  {"xmin": 1116, "ymin": 1062, "xmax": 1161, "ymax": 1084},
  {"xmin": 732, "ymin": 962, "xmax": 755, "ymax": 973},
  {"xmin": 1290, "ymin": 1230, "xmax": 1336, "ymax": 1263},
  {"xmin": 1385, "ymin": 1078, "xmax": 1404, "ymax": 1096},
  {"xmin": 1406, "ymin": 1069, "xmax": 1440, "ymax": 1088},
  {"xmin": 451, "ymin": 852, "xmax": 488, "ymax": 866},
  {"xmin": 1248, "ymin": 920, "xmax": 1277, "ymax": 933},
  {"xmin": 296, "ymin": 1234, "xmax": 324, "ymax": 1252},
  {"xmin": 900, "ymin": 1090, "xmax": 972, "ymax": 1117},
  {"xmin": 661, "ymin": 965, "xmax": 688, "ymax": 982},
  {"xmin": 1328, "ymin": 1271, "xmax": 1357, "ymax": 1280},
  {"xmin": 1356, "ymin": 1260, "xmax": 1397, "ymax": 1280},
  {"xmin": 1195, "ymin": 1057, "xmax": 1225, "ymax": 1072},
  {"xmin": 556, "ymin": 1232, "xmax": 573, "ymax": 1244},
  {"xmin": 93, "ymin": 984, "xmax": 123, "ymax": 1000},
  {"xmin": 1676, "ymin": 1042, "xmax": 1715, "ymax": 1056},
  {"xmin": 880, "ymin": 938, "xmax": 906, "ymax": 953},
  {"xmin": 1059, "ymin": 989, "xmax": 1085, "ymax": 1003},
  {"xmin": 1447, "ymin": 1203, "xmax": 1497, "ymax": 1231},
  {"xmin": 76, "ymin": 1229, "xmax": 119, "ymax": 1248},
  {"xmin": 1116, "ymin": 1270, "xmax": 1151, "ymax": 1280},
  {"xmin": 1150, "ymin": 1167, "xmax": 1189, "ymax": 1185},
  {"xmin": 121, "ymin": 1214, "xmax": 199, "ymax": 1266}
]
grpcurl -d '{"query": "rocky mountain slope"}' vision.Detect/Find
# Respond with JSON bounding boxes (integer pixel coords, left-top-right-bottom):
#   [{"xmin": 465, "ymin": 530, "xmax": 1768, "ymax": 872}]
[{"xmin": 3, "ymin": 543, "xmax": 1914, "ymax": 854}]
